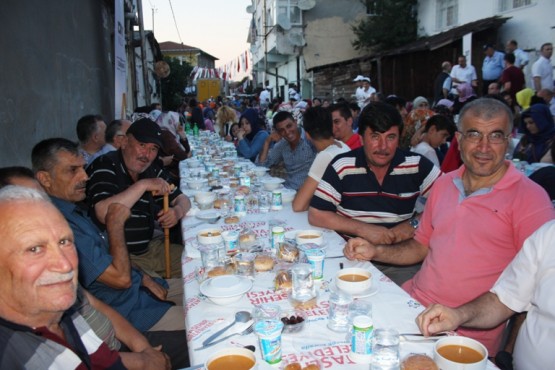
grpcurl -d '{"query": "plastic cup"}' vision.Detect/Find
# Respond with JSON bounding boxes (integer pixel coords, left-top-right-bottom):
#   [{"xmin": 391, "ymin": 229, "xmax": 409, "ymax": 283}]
[
  {"xmin": 305, "ymin": 248, "xmax": 325, "ymax": 280},
  {"xmin": 254, "ymin": 319, "xmax": 284, "ymax": 364}
]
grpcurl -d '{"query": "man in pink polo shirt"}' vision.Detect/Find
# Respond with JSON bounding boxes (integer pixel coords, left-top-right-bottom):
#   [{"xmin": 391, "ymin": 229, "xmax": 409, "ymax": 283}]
[{"xmin": 343, "ymin": 98, "xmax": 555, "ymax": 355}]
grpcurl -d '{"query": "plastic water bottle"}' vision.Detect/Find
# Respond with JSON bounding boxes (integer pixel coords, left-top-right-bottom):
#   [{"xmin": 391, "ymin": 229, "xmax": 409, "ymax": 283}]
[{"xmin": 193, "ymin": 123, "xmax": 199, "ymax": 137}]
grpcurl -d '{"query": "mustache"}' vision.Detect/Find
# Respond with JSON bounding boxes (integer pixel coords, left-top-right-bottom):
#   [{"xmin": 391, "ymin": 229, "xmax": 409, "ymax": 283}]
[
  {"xmin": 75, "ymin": 182, "xmax": 87, "ymax": 190},
  {"xmin": 373, "ymin": 151, "xmax": 390, "ymax": 156},
  {"xmin": 37, "ymin": 271, "xmax": 75, "ymax": 286},
  {"xmin": 138, "ymin": 156, "xmax": 150, "ymax": 162}
]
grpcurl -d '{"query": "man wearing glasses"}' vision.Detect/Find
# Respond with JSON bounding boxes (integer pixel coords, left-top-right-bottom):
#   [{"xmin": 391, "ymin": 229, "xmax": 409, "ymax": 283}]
[
  {"xmin": 344, "ymin": 98, "xmax": 555, "ymax": 357},
  {"xmin": 104, "ymin": 119, "xmax": 132, "ymax": 152}
]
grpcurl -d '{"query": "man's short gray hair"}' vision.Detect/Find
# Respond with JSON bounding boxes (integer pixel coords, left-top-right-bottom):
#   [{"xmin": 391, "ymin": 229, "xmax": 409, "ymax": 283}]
[
  {"xmin": 459, "ymin": 98, "xmax": 514, "ymax": 132},
  {"xmin": 0, "ymin": 185, "xmax": 50, "ymax": 204}
]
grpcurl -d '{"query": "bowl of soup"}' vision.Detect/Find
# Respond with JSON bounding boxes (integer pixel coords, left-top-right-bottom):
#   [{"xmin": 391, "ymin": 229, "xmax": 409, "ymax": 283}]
[
  {"xmin": 335, "ymin": 267, "xmax": 372, "ymax": 294},
  {"xmin": 433, "ymin": 336, "xmax": 488, "ymax": 370},
  {"xmin": 197, "ymin": 228, "xmax": 223, "ymax": 245},
  {"xmin": 295, "ymin": 230, "xmax": 324, "ymax": 246},
  {"xmin": 205, "ymin": 347, "xmax": 256, "ymax": 370}
]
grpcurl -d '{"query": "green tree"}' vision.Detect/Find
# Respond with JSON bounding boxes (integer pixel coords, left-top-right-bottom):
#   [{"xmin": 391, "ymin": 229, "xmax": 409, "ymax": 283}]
[
  {"xmin": 161, "ymin": 56, "xmax": 193, "ymax": 111},
  {"xmin": 352, "ymin": 0, "xmax": 418, "ymax": 52}
]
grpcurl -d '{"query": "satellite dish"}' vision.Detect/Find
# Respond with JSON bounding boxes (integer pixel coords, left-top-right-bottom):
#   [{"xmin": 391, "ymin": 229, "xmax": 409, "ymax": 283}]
[
  {"xmin": 287, "ymin": 30, "xmax": 306, "ymax": 47},
  {"xmin": 297, "ymin": 0, "xmax": 316, "ymax": 10},
  {"xmin": 276, "ymin": 13, "xmax": 292, "ymax": 30},
  {"xmin": 154, "ymin": 61, "xmax": 170, "ymax": 78},
  {"xmin": 246, "ymin": 5, "xmax": 255, "ymax": 14}
]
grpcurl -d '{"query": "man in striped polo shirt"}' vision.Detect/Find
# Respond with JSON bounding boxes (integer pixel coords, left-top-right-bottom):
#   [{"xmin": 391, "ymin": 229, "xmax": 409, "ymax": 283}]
[{"xmin": 309, "ymin": 102, "xmax": 441, "ymax": 285}]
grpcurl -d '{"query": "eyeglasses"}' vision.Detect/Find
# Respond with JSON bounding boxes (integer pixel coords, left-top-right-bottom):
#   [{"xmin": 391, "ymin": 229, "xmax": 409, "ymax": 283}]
[{"xmin": 459, "ymin": 130, "xmax": 510, "ymax": 144}]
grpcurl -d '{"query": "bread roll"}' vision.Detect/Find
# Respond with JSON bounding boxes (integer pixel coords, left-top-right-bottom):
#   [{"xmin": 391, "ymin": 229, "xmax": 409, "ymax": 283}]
[
  {"xmin": 254, "ymin": 255, "xmax": 274, "ymax": 272},
  {"xmin": 207, "ymin": 266, "xmax": 227, "ymax": 278},
  {"xmin": 224, "ymin": 216, "xmax": 239, "ymax": 224},
  {"xmin": 401, "ymin": 354, "xmax": 438, "ymax": 370}
]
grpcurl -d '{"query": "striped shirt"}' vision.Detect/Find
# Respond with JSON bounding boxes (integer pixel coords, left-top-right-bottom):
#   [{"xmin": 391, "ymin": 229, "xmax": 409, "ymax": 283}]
[
  {"xmin": 86, "ymin": 150, "xmax": 181, "ymax": 255},
  {"xmin": 311, "ymin": 147, "xmax": 441, "ymax": 230},
  {"xmin": 0, "ymin": 307, "xmax": 124, "ymax": 369}
]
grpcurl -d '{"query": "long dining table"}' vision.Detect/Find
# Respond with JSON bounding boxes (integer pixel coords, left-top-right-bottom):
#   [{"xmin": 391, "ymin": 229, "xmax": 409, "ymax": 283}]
[{"xmin": 178, "ymin": 147, "xmax": 498, "ymax": 369}]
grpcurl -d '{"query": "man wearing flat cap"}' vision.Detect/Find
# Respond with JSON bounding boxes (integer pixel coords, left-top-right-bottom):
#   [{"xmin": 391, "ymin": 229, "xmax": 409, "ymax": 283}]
[{"xmin": 86, "ymin": 118, "xmax": 191, "ymax": 278}]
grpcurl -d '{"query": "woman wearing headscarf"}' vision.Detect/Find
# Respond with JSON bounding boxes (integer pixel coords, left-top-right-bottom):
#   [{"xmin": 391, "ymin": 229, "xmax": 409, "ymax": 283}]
[
  {"xmin": 236, "ymin": 108, "xmax": 269, "ymax": 162},
  {"xmin": 452, "ymin": 83, "xmax": 477, "ymax": 115},
  {"xmin": 513, "ymin": 104, "xmax": 555, "ymax": 163},
  {"xmin": 156, "ymin": 111, "xmax": 191, "ymax": 181},
  {"xmin": 402, "ymin": 96, "xmax": 435, "ymax": 149}
]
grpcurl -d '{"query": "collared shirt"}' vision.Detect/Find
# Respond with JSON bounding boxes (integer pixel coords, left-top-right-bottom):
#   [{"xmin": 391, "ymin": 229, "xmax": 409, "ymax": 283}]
[
  {"xmin": 51, "ymin": 196, "xmax": 172, "ymax": 332},
  {"xmin": 79, "ymin": 146, "xmax": 107, "ymax": 168},
  {"xmin": 86, "ymin": 150, "xmax": 182, "ymax": 255},
  {"xmin": 0, "ymin": 307, "xmax": 124, "ymax": 370},
  {"xmin": 404, "ymin": 163, "xmax": 555, "ymax": 354},
  {"xmin": 260, "ymin": 128, "xmax": 316, "ymax": 190},
  {"xmin": 482, "ymin": 50, "xmax": 505, "ymax": 80},
  {"xmin": 513, "ymin": 48, "xmax": 529, "ymax": 68},
  {"xmin": 310, "ymin": 148, "xmax": 441, "ymax": 233},
  {"xmin": 344, "ymin": 133, "xmax": 363, "ymax": 150},
  {"xmin": 450, "ymin": 64, "xmax": 477, "ymax": 87},
  {"xmin": 531, "ymin": 55, "xmax": 554, "ymax": 90}
]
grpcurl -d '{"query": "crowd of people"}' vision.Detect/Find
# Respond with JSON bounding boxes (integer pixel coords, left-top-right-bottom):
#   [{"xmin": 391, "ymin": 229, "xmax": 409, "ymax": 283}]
[{"xmin": 0, "ymin": 39, "xmax": 554, "ymax": 370}]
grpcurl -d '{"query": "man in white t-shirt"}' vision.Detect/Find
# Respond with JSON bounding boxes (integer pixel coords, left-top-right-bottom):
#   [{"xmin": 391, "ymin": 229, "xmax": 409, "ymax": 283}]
[
  {"xmin": 531, "ymin": 42, "xmax": 553, "ymax": 91},
  {"xmin": 411, "ymin": 115, "xmax": 456, "ymax": 167},
  {"xmin": 292, "ymin": 106, "xmax": 349, "ymax": 212},
  {"xmin": 416, "ymin": 219, "xmax": 555, "ymax": 370},
  {"xmin": 450, "ymin": 55, "xmax": 478, "ymax": 95},
  {"xmin": 356, "ymin": 77, "xmax": 376, "ymax": 109}
]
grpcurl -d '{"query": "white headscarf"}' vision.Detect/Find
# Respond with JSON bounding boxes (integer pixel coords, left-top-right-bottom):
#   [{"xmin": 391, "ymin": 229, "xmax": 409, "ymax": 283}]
[{"xmin": 156, "ymin": 111, "xmax": 184, "ymax": 149}]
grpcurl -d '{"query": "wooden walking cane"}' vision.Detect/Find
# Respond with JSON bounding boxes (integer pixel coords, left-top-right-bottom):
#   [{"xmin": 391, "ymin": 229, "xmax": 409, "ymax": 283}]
[{"xmin": 163, "ymin": 193, "xmax": 171, "ymax": 279}]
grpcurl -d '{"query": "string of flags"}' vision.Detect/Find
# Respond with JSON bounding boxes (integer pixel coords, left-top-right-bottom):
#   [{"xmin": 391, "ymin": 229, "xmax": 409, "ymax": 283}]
[{"xmin": 190, "ymin": 50, "xmax": 250, "ymax": 82}]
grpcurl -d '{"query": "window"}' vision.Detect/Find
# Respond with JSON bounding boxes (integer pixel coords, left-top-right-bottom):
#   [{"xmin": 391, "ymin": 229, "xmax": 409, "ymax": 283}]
[
  {"xmin": 499, "ymin": 0, "xmax": 532, "ymax": 12},
  {"xmin": 436, "ymin": 0, "xmax": 458, "ymax": 30},
  {"xmin": 366, "ymin": 0, "xmax": 383, "ymax": 16},
  {"xmin": 275, "ymin": 0, "xmax": 302, "ymax": 26}
]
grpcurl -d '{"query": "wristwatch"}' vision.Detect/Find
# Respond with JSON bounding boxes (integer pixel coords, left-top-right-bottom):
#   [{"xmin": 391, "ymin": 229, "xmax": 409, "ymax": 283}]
[{"xmin": 409, "ymin": 217, "xmax": 419, "ymax": 229}]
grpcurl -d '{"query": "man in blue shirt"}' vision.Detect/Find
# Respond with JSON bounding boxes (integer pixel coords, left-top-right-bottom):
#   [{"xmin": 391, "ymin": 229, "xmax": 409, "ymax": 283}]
[
  {"xmin": 482, "ymin": 44, "xmax": 504, "ymax": 96},
  {"xmin": 257, "ymin": 111, "xmax": 317, "ymax": 190},
  {"xmin": 32, "ymin": 138, "xmax": 188, "ymax": 368}
]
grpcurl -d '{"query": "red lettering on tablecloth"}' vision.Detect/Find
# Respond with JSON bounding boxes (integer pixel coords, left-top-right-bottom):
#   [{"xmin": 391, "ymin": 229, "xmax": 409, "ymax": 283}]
[
  {"xmin": 282, "ymin": 345, "xmax": 354, "ymax": 369},
  {"xmin": 183, "ymin": 270, "xmax": 196, "ymax": 284},
  {"xmin": 184, "ymin": 296, "xmax": 201, "ymax": 315},
  {"xmin": 186, "ymin": 318, "xmax": 225, "ymax": 341},
  {"xmin": 246, "ymin": 289, "xmax": 288, "ymax": 305}
]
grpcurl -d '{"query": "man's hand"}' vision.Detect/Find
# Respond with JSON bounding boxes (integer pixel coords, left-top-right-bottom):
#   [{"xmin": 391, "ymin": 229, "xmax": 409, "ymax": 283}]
[
  {"xmin": 142, "ymin": 274, "xmax": 168, "ymax": 300},
  {"xmin": 140, "ymin": 178, "xmax": 172, "ymax": 196},
  {"xmin": 416, "ymin": 304, "xmax": 461, "ymax": 337},
  {"xmin": 268, "ymin": 130, "xmax": 281, "ymax": 142},
  {"xmin": 344, "ymin": 237, "xmax": 378, "ymax": 261},
  {"xmin": 105, "ymin": 202, "xmax": 131, "ymax": 226},
  {"xmin": 138, "ymin": 346, "xmax": 171, "ymax": 370},
  {"xmin": 157, "ymin": 206, "xmax": 180, "ymax": 228},
  {"xmin": 389, "ymin": 221, "xmax": 416, "ymax": 244},
  {"xmin": 360, "ymin": 224, "xmax": 396, "ymax": 245}
]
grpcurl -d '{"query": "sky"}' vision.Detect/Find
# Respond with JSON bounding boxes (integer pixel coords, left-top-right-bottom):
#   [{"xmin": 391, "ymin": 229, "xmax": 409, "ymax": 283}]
[{"xmin": 141, "ymin": 0, "xmax": 252, "ymax": 77}]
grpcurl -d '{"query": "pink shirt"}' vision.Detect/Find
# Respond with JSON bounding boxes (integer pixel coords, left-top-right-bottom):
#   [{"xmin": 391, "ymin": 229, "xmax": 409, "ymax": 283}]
[{"xmin": 403, "ymin": 163, "xmax": 555, "ymax": 354}]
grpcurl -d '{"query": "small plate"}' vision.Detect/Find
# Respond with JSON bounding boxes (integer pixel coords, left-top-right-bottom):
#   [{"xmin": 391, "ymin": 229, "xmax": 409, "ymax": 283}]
[
  {"xmin": 195, "ymin": 210, "xmax": 220, "ymax": 221},
  {"xmin": 330, "ymin": 279, "xmax": 379, "ymax": 299},
  {"xmin": 200, "ymin": 275, "xmax": 253, "ymax": 298}
]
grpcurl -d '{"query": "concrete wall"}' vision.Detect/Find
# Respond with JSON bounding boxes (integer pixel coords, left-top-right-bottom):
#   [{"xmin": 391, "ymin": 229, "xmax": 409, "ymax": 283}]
[{"xmin": 0, "ymin": 0, "xmax": 114, "ymax": 167}]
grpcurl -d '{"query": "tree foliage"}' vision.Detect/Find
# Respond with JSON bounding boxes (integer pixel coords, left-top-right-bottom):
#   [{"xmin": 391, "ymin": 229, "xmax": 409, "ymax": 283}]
[
  {"xmin": 352, "ymin": 0, "xmax": 418, "ymax": 52},
  {"xmin": 161, "ymin": 56, "xmax": 193, "ymax": 111}
]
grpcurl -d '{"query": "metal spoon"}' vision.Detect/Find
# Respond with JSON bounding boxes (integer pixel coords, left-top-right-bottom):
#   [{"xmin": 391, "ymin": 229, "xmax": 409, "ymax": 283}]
[{"xmin": 202, "ymin": 311, "xmax": 252, "ymax": 346}]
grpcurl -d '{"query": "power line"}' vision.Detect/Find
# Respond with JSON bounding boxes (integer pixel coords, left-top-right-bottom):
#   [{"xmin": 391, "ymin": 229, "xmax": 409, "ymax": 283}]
[{"xmin": 167, "ymin": 0, "xmax": 183, "ymax": 44}]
